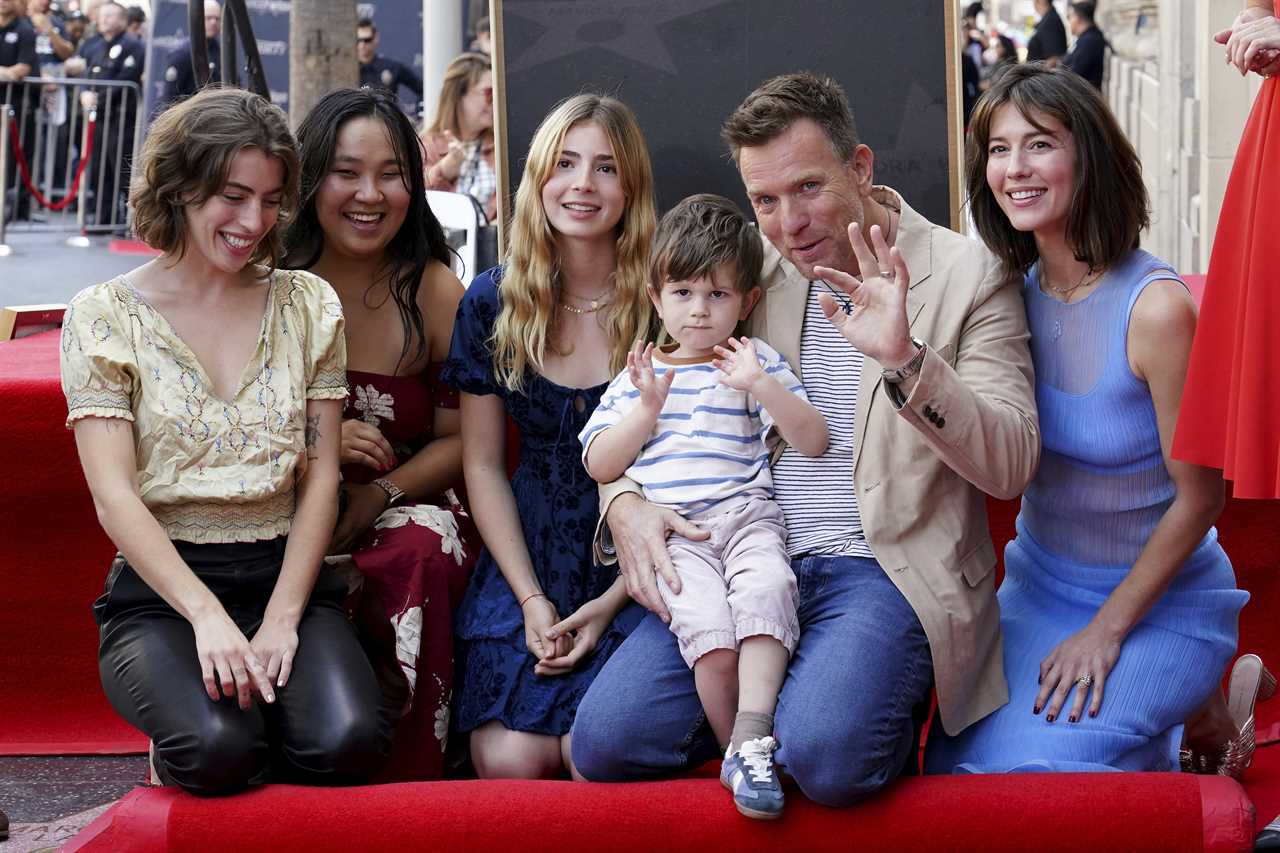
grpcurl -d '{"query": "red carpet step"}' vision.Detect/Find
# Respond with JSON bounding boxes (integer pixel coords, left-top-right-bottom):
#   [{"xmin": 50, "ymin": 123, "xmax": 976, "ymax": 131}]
[
  {"xmin": 0, "ymin": 330, "xmax": 144, "ymax": 753},
  {"xmin": 63, "ymin": 773, "xmax": 1255, "ymax": 853}
]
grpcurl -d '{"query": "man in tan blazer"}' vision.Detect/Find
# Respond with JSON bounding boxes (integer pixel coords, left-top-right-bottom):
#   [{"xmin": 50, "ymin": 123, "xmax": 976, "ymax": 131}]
[{"xmin": 569, "ymin": 72, "xmax": 1039, "ymax": 806}]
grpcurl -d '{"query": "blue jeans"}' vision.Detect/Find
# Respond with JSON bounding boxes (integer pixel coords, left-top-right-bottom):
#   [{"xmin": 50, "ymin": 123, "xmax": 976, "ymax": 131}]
[{"xmin": 571, "ymin": 555, "xmax": 932, "ymax": 807}]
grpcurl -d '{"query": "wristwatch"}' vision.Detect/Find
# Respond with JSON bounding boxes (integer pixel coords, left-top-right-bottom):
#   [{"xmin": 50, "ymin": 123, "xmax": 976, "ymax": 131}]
[
  {"xmin": 372, "ymin": 477, "xmax": 406, "ymax": 507},
  {"xmin": 881, "ymin": 337, "xmax": 928, "ymax": 384}
]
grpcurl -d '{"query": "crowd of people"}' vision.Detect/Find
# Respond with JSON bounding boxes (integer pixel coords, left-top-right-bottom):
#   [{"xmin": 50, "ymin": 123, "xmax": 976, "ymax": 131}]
[
  {"xmin": 38, "ymin": 0, "xmax": 1280, "ymax": 836},
  {"xmin": 0, "ymin": 0, "xmax": 146, "ymax": 226},
  {"xmin": 961, "ymin": 1, "xmax": 1110, "ymax": 123},
  {"xmin": 1, "ymin": 5, "xmax": 494, "ymax": 231}
]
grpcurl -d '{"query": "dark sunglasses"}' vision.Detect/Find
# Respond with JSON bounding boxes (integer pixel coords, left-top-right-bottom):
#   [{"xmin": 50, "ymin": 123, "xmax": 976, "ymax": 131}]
[{"xmin": 356, "ymin": 36, "xmax": 374, "ymax": 44}]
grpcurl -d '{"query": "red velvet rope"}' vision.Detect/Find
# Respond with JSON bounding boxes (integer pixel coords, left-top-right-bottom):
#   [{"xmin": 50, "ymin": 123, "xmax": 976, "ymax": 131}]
[{"xmin": 6, "ymin": 116, "xmax": 96, "ymax": 212}]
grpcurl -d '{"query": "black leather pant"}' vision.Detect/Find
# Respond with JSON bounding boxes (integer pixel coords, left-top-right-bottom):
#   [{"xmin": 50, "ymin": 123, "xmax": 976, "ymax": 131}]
[{"xmin": 95, "ymin": 538, "xmax": 392, "ymax": 795}]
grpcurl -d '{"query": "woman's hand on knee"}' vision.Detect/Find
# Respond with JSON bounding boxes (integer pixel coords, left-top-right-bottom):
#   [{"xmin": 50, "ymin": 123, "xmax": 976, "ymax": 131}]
[
  {"xmin": 607, "ymin": 494, "xmax": 705, "ymax": 622},
  {"xmin": 250, "ymin": 616, "xmax": 300, "ymax": 691},
  {"xmin": 1034, "ymin": 624, "xmax": 1120, "ymax": 724},
  {"xmin": 192, "ymin": 610, "xmax": 275, "ymax": 710}
]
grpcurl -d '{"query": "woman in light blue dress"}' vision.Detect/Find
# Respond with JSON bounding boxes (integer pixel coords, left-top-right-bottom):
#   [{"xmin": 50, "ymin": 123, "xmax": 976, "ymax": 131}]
[{"xmin": 926, "ymin": 64, "xmax": 1249, "ymax": 774}]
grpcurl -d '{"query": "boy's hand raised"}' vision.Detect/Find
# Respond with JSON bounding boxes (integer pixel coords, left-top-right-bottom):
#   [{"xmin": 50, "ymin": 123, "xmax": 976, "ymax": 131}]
[
  {"xmin": 627, "ymin": 342, "xmax": 674, "ymax": 414},
  {"xmin": 712, "ymin": 336, "xmax": 765, "ymax": 392}
]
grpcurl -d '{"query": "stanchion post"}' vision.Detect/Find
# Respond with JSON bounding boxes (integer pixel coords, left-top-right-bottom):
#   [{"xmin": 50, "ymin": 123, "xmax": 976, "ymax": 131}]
[
  {"xmin": 67, "ymin": 102, "xmax": 93, "ymax": 248},
  {"xmin": 0, "ymin": 105, "xmax": 12, "ymax": 257}
]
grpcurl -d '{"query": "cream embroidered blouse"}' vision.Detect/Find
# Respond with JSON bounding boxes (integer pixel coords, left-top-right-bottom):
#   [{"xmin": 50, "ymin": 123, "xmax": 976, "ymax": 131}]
[{"xmin": 59, "ymin": 268, "xmax": 348, "ymax": 544}]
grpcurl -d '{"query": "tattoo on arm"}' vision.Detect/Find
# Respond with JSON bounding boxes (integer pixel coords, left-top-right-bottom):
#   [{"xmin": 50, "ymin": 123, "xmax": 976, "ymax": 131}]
[{"xmin": 305, "ymin": 414, "xmax": 321, "ymax": 461}]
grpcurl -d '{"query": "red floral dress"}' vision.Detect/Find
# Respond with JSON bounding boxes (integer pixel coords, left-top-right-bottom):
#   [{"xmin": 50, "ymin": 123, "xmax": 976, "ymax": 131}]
[{"xmin": 340, "ymin": 365, "xmax": 478, "ymax": 781}]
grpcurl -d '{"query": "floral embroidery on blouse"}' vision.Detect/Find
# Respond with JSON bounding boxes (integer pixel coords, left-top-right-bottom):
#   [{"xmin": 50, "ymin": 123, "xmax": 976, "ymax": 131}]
[{"xmin": 58, "ymin": 268, "xmax": 348, "ymax": 544}]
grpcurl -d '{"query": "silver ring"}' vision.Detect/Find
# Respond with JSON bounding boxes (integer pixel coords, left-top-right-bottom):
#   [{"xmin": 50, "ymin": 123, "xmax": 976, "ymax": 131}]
[
  {"xmin": 879, "ymin": 269, "xmax": 893, "ymax": 277},
  {"xmin": 1076, "ymin": 674, "xmax": 1094, "ymax": 687}
]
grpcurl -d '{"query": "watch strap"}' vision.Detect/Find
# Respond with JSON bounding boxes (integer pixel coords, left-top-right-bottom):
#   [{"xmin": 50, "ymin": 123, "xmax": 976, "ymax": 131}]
[
  {"xmin": 881, "ymin": 337, "xmax": 928, "ymax": 384},
  {"xmin": 372, "ymin": 477, "xmax": 406, "ymax": 507}
]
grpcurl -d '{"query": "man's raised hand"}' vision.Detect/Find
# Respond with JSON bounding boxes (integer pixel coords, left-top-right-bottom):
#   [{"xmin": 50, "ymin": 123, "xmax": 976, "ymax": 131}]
[{"xmin": 813, "ymin": 222, "xmax": 914, "ymax": 369}]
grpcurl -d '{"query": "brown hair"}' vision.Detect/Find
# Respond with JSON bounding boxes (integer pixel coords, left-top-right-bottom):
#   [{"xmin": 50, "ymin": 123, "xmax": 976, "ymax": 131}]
[
  {"xmin": 721, "ymin": 71, "xmax": 860, "ymax": 163},
  {"xmin": 966, "ymin": 63, "xmax": 1148, "ymax": 277},
  {"xmin": 650, "ymin": 194, "xmax": 761, "ymax": 296},
  {"xmin": 130, "ymin": 87, "xmax": 299, "ymax": 266}
]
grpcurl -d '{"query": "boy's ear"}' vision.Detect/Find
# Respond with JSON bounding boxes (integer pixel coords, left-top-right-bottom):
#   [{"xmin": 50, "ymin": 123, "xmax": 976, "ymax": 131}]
[
  {"xmin": 739, "ymin": 286, "xmax": 763, "ymax": 321},
  {"xmin": 647, "ymin": 284, "xmax": 663, "ymax": 317}
]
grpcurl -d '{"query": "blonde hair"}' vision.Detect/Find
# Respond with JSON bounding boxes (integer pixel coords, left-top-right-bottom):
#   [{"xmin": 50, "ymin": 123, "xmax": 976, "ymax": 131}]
[
  {"xmin": 491, "ymin": 94, "xmax": 657, "ymax": 393},
  {"xmin": 425, "ymin": 52, "xmax": 491, "ymax": 139}
]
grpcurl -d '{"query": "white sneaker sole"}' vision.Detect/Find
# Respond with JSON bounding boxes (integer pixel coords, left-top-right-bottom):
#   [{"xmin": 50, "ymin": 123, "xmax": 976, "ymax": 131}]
[{"xmin": 721, "ymin": 772, "xmax": 783, "ymax": 820}]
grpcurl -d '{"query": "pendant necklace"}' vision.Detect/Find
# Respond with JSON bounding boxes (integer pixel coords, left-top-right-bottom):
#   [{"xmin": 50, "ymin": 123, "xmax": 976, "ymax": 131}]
[
  {"xmin": 1043, "ymin": 266, "xmax": 1103, "ymax": 302},
  {"xmin": 560, "ymin": 285, "xmax": 612, "ymax": 315},
  {"xmin": 561, "ymin": 297, "xmax": 608, "ymax": 315}
]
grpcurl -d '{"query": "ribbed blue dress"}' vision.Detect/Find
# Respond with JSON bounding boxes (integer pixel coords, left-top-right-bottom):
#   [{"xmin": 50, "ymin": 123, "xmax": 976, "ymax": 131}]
[{"xmin": 925, "ymin": 249, "xmax": 1249, "ymax": 774}]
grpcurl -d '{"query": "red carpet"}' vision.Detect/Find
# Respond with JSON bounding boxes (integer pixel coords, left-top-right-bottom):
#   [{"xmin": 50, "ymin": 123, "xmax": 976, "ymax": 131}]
[
  {"xmin": 1248, "ymin": 744, "xmax": 1280, "ymax": 834},
  {"xmin": 0, "ymin": 330, "xmax": 145, "ymax": 753},
  {"xmin": 62, "ymin": 773, "xmax": 1254, "ymax": 853}
]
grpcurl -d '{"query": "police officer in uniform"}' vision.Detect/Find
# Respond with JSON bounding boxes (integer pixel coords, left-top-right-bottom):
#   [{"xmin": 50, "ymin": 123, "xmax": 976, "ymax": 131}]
[
  {"xmin": 356, "ymin": 18, "xmax": 421, "ymax": 114},
  {"xmin": 0, "ymin": 0, "xmax": 38, "ymax": 84},
  {"xmin": 155, "ymin": 0, "xmax": 221, "ymax": 115},
  {"xmin": 66, "ymin": 0, "xmax": 143, "ymax": 226},
  {"xmin": 0, "ymin": 0, "xmax": 38, "ymax": 221}
]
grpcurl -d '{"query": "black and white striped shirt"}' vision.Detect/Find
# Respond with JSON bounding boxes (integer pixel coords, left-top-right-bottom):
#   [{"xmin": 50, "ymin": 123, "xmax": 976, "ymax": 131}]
[{"xmin": 772, "ymin": 282, "xmax": 876, "ymax": 560}]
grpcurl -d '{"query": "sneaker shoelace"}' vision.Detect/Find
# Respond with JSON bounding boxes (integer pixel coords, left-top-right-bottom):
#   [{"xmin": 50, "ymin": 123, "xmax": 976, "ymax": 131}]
[{"xmin": 739, "ymin": 736, "xmax": 778, "ymax": 785}]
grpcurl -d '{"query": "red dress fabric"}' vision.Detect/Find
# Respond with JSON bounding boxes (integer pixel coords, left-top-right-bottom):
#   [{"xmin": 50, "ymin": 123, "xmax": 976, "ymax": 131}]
[
  {"xmin": 1175, "ymin": 39, "xmax": 1280, "ymax": 498},
  {"xmin": 341, "ymin": 364, "xmax": 478, "ymax": 781}
]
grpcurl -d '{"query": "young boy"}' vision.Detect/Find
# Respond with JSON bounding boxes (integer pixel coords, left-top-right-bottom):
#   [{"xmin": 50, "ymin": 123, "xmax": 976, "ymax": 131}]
[{"xmin": 579, "ymin": 194, "xmax": 827, "ymax": 819}]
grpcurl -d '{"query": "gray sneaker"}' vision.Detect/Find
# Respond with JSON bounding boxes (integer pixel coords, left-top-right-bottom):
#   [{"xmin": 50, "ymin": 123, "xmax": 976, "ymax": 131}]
[{"xmin": 720, "ymin": 735, "xmax": 784, "ymax": 820}]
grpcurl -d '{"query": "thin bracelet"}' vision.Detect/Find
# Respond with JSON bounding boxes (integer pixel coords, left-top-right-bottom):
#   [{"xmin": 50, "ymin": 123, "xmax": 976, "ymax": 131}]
[{"xmin": 519, "ymin": 592, "xmax": 547, "ymax": 608}]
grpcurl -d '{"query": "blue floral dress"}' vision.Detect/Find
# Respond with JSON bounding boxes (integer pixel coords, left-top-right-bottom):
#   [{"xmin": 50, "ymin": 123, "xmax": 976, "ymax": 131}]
[{"xmin": 441, "ymin": 267, "xmax": 644, "ymax": 736}]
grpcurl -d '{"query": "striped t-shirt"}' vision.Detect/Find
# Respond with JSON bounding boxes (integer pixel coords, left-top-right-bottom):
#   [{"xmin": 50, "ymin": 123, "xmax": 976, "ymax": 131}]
[
  {"xmin": 771, "ymin": 282, "xmax": 875, "ymax": 559},
  {"xmin": 579, "ymin": 339, "xmax": 806, "ymax": 519}
]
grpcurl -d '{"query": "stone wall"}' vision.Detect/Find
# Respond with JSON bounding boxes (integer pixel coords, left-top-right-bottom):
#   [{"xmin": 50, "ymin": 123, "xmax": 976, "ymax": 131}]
[{"xmin": 1103, "ymin": 0, "xmax": 1262, "ymax": 272}]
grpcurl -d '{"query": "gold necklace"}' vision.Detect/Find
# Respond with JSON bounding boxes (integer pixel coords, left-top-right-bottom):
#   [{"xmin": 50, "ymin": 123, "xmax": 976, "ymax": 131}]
[
  {"xmin": 559, "ymin": 284, "xmax": 611, "ymax": 315},
  {"xmin": 1043, "ymin": 266, "xmax": 1103, "ymax": 301},
  {"xmin": 561, "ymin": 299, "xmax": 608, "ymax": 315}
]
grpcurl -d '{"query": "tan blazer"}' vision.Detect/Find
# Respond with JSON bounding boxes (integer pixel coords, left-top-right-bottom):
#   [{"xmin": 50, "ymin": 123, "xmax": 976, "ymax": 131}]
[{"xmin": 598, "ymin": 187, "xmax": 1040, "ymax": 735}]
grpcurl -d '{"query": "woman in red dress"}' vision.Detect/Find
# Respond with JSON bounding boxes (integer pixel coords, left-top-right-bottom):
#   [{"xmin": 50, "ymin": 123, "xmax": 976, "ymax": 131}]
[
  {"xmin": 285, "ymin": 88, "xmax": 478, "ymax": 780},
  {"xmin": 1175, "ymin": 0, "xmax": 1280, "ymax": 498}
]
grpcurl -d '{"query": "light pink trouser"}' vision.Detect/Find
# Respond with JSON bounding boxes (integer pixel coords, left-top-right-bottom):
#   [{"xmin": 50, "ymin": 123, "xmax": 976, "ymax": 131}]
[{"xmin": 658, "ymin": 497, "xmax": 799, "ymax": 668}]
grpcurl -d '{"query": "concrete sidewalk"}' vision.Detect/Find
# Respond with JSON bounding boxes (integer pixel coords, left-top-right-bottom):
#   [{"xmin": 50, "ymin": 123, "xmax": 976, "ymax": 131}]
[{"xmin": 0, "ymin": 231, "xmax": 144, "ymax": 308}]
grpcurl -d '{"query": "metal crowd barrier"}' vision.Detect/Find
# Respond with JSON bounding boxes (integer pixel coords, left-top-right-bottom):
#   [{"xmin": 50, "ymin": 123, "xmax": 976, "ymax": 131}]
[{"xmin": 0, "ymin": 76, "xmax": 144, "ymax": 247}]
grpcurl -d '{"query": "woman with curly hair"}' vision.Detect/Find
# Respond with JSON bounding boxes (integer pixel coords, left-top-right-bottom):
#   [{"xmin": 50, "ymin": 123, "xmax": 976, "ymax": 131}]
[
  {"xmin": 442, "ymin": 93, "xmax": 656, "ymax": 778},
  {"xmin": 60, "ymin": 87, "xmax": 390, "ymax": 794}
]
